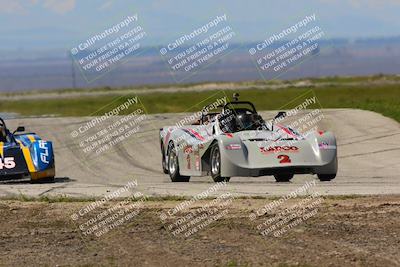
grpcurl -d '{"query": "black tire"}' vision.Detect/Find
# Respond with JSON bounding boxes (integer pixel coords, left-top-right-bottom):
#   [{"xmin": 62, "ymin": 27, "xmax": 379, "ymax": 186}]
[
  {"xmin": 31, "ymin": 176, "xmax": 55, "ymax": 184},
  {"xmin": 168, "ymin": 144, "xmax": 190, "ymax": 182},
  {"xmin": 210, "ymin": 144, "xmax": 230, "ymax": 183},
  {"xmin": 317, "ymin": 174, "xmax": 336, "ymax": 181},
  {"xmin": 161, "ymin": 143, "xmax": 168, "ymax": 174},
  {"xmin": 274, "ymin": 173, "xmax": 294, "ymax": 182}
]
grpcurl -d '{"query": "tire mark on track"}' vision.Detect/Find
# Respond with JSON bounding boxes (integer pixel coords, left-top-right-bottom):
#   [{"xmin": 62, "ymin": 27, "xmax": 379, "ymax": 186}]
[
  {"xmin": 38, "ymin": 184, "xmax": 68, "ymax": 196},
  {"xmin": 340, "ymin": 147, "xmax": 400, "ymax": 158},
  {"xmin": 339, "ymin": 132, "xmax": 400, "ymax": 146},
  {"xmin": 114, "ymin": 142, "xmax": 161, "ymax": 174}
]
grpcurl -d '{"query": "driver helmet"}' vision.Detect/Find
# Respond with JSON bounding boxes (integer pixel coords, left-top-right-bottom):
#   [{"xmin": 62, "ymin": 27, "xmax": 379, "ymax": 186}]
[{"xmin": 236, "ymin": 113, "xmax": 263, "ymax": 130}]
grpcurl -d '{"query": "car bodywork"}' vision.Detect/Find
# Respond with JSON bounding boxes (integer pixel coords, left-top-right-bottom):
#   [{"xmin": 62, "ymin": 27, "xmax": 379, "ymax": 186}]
[
  {"xmin": 159, "ymin": 97, "xmax": 337, "ymax": 182},
  {"xmin": 0, "ymin": 118, "xmax": 55, "ymax": 181}
]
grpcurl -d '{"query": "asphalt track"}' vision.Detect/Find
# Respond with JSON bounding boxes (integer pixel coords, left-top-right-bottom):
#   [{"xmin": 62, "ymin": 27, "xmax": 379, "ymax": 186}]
[{"xmin": 0, "ymin": 109, "xmax": 399, "ymax": 198}]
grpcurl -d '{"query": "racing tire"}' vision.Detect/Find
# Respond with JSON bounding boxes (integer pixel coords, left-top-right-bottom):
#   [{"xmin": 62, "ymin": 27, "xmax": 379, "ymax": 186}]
[
  {"xmin": 31, "ymin": 176, "xmax": 55, "ymax": 184},
  {"xmin": 168, "ymin": 144, "xmax": 190, "ymax": 182},
  {"xmin": 43, "ymin": 176, "xmax": 55, "ymax": 183},
  {"xmin": 317, "ymin": 174, "xmax": 336, "ymax": 181},
  {"xmin": 161, "ymin": 143, "xmax": 168, "ymax": 174},
  {"xmin": 274, "ymin": 173, "xmax": 294, "ymax": 182},
  {"xmin": 210, "ymin": 144, "xmax": 230, "ymax": 183}
]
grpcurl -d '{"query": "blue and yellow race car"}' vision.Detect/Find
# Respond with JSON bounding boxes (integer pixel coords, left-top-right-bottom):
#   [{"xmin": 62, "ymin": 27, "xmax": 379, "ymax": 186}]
[{"xmin": 0, "ymin": 117, "xmax": 55, "ymax": 182}]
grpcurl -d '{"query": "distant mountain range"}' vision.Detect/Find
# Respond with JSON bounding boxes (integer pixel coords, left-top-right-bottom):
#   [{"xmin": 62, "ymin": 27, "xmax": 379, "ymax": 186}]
[{"xmin": 0, "ymin": 38, "xmax": 399, "ymax": 92}]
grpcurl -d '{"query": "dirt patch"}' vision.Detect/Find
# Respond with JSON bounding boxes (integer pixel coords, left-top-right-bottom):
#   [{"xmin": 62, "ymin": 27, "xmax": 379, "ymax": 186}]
[{"xmin": 0, "ymin": 196, "xmax": 399, "ymax": 266}]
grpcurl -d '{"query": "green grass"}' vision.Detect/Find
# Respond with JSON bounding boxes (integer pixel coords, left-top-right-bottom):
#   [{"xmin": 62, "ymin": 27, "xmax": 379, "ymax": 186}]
[
  {"xmin": 0, "ymin": 77, "xmax": 399, "ymax": 122},
  {"xmin": 308, "ymin": 73, "xmax": 400, "ymax": 83}
]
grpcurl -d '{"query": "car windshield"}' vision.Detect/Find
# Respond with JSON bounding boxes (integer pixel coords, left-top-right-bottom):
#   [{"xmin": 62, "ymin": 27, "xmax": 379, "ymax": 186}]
[
  {"xmin": 219, "ymin": 108, "xmax": 266, "ymax": 133},
  {"xmin": 0, "ymin": 121, "xmax": 11, "ymax": 143}
]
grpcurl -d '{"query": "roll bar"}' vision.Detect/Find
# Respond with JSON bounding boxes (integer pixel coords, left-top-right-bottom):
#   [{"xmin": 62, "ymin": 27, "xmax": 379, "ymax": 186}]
[
  {"xmin": 200, "ymin": 103, "xmax": 224, "ymax": 125},
  {"xmin": 222, "ymin": 101, "xmax": 257, "ymax": 114}
]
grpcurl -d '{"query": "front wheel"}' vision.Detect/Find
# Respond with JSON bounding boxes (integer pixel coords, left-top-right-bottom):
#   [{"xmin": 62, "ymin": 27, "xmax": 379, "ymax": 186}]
[
  {"xmin": 317, "ymin": 174, "xmax": 336, "ymax": 181},
  {"xmin": 210, "ymin": 144, "xmax": 230, "ymax": 183},
  {"xmin": 274, "ymin": 173, "xmax": 294, "ymax": 182},
  {"xmin": 168, "ymin": 144, "xmax": 190, "ymax": 182}
]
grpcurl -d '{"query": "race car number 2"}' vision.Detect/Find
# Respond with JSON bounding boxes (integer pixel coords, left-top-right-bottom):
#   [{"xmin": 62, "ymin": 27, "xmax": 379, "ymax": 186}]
[
  {"xmin": 277, "ymin": 154, "xmax": 291, "ymax": 164},
  {"xmin": 0, "ymin": 157, "xmax": 16, "ymax": 169}
]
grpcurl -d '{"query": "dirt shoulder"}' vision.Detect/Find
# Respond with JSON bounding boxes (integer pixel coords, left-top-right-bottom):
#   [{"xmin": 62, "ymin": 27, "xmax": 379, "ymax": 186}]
[{"xmin": 0, "ymin": 196, "xmax": 399, "ymax": 267}]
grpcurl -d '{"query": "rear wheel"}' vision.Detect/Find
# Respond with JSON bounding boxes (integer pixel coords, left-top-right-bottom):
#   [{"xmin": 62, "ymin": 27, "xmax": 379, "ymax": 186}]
[
  {"xmin": 274, "ymin": 173, "xmax": 294, "ymax": 182},
  {"xmin": 168, "ymin": 144, "xmax": 190, "ymax": 182},
  {"xmin": 317, "ymin": 174, "xmax": 336, "ymax": 181},
  {"xmin": 210, "ymin": 144, "xmax": 230, "ymax": 183}
]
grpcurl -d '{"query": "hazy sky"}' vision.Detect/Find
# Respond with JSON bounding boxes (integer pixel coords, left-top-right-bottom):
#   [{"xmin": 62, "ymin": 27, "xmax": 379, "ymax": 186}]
[{"xmin": 0, "ymin": 0, "xmax": 399, "ymax": 50}]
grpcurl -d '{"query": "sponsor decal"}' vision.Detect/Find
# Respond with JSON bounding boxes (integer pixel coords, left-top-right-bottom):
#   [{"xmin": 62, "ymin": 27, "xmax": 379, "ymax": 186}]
[
  {"xmin": 186, "ymin": 154, "xmax": 191, "ymax": 169},
  {"xmin": 195, "ymin": 154, "xmax": 200, "ymax": 171},
  {"xmin": 318, "ymin": 142, "xmax": 336, "ymax": 149},
  {"xmin": 226, "ymin": 144, "xmax": 241, "ymax": 150},
  {"xmin": 38, "ymin": 140, "xmax": 50, "ymax": 164},
  {"xmin": 184, "ymin": 145, "xmax": 193, "ymax": 154},
  {"xmin": 260, "ymin": 146, "xmax": 299, "ymax": 154}
]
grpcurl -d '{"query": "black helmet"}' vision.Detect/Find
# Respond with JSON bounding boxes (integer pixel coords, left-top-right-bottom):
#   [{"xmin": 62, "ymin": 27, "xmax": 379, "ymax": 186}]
[{"xmin": 236, "ymin": 113, "xmax": 264, "ymax": 130}]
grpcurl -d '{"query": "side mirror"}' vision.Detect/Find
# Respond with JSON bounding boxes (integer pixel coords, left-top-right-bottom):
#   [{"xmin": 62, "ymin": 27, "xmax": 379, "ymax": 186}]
[
  {"xmin": 14, "ymin": 126, "xmax": 25, "ymax": 133},
  {"xmin": 274, "ymin": 111, "xmax": 287, "ymax": 120}
]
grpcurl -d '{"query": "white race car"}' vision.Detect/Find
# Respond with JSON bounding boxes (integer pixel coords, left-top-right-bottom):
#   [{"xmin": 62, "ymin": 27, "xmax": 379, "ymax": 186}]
[{"xmin": 160, "ymin": 95, "xmax": 337, "ymax": 182}]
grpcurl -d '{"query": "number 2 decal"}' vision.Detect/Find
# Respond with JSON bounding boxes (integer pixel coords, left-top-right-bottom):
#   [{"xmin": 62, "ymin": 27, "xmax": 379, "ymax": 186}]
[{"xmin": 277, "ymin": 154, "xmax": 291, "ymax": 164}]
